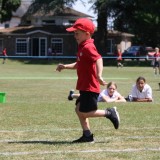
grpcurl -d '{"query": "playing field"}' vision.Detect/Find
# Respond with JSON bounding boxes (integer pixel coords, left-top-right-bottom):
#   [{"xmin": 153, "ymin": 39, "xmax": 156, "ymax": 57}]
[{"xmin": 0, "ymin": 60, "xmax": 159, "ymax": 160}]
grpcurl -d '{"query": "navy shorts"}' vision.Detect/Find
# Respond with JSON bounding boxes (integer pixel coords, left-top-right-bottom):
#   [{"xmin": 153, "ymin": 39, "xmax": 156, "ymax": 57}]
[
  {"xmin": 75, "ymin": 91, "xmax": 99, "ymax": 113},
  {"xmin": 153, "ymin": 61, "xmax": 159, "ymax": 67}
]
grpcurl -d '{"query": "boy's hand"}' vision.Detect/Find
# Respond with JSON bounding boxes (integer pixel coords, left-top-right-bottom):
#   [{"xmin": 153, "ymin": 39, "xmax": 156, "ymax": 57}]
[
  {"xmin": 56, "ymin": 64, "xmax": 65, "ymax": 72},
  {"xmin": 98, "ymin": 77, "xmax": 107, "ymax": 86}
]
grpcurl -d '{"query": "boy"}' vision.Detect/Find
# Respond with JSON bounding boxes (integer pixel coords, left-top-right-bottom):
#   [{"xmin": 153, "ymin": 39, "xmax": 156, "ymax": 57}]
[
  {"xmin": 2, "ymin": 48, "xmax": 7, "ymax": 64},
  {"xmin": 153, "ymin": 47, "xmax": 160, "ymax": 75},
  {"xmin": 117, "ymin": 48, "xmax": 123, "ymax": 68},
  {"xmin": 56, "ymin": 18, "xmax": 120, "ymax": 143}
]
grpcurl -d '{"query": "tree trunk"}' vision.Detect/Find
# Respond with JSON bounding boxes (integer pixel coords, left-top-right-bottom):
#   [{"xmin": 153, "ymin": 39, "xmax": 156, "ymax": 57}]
[{"xmin": 94, "ymin": 6, "xmax": 107, "ymax": 56}]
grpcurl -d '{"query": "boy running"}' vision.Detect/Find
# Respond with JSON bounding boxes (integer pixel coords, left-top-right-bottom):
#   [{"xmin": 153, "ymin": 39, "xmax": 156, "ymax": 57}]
[{"xmin": 56, "ymin": 18, "xmax": 120, "ymax": 143}]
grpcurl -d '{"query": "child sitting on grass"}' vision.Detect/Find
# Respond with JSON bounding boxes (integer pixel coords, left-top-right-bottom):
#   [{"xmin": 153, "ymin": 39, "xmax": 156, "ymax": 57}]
[{"xmin": 68, "ymin": 81, "xmax": 126, "ymax": 103}]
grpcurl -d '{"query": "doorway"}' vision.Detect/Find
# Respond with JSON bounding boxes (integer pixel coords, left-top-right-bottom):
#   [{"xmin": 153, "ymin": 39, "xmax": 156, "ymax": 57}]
[{"xmin": 31, "ymin": 38, "xmax": 47, "ymax": 56}]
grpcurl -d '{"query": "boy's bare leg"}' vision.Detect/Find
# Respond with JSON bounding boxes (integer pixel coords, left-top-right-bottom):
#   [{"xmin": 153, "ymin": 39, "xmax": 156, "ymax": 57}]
[{"xmin": 73, "ymin": 103, "xmax": 120, "ymax": 143}]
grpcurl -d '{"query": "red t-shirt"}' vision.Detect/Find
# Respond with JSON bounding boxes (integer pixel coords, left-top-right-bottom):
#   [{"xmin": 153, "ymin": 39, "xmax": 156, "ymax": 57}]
[
  {"xmin": 117, "ymin": 51, "xmax": 122, "ymax": 60},
  {"xmin": 154, "ymin": 52, "xmax": 160, "ymax": 61},
  {"xmin": 76, "ymin": 39, "xmax": 101, "ymax": 93},
  {"xmin": 2, "ymin": 49, "xmax": 7, "ymax": 56}
]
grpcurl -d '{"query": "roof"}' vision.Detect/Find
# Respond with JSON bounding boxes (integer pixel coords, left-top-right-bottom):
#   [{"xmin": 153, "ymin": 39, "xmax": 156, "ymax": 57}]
[
  {"xmin": 0, "ymin": 26, "xmax": 135, "ymax": 38},
  {"xmin": 107, "ymin": 30, "xmax": 135, "ymax": 37},
  {"xmin": 0, "ymin": 25, "xmax": 67, "ymax": 35},
  {"xmin": 23, "ymin": 6, "xmax": 93, "ymax": 19}
]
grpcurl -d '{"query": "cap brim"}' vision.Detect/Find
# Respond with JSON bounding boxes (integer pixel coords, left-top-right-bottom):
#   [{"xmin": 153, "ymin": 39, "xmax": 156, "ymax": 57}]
[{"xmin": 66, "ymin": 27, "xmax": 77, "ymax": 32}]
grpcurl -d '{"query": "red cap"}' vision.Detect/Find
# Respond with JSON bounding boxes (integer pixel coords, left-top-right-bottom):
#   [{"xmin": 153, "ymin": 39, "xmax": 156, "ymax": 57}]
[{"xmin": 66, "ymin": 18, "xmax": 95, "ymax": 34}]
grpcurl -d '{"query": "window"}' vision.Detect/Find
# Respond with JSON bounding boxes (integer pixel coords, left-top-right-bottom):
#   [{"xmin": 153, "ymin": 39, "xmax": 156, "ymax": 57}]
[
  {"xmin": 40, "ymin": 38, "xmax": 46, "ymax": 56},
  {"xmin": 5, "ymin": 24, "xmax": 9, "ymax": 28},
  {"xmin": 68, "ymin": 20, "xmax": 75, "ymax": 25},
  {"xmin": 0, "ymin": 39, "xmax": 3, "ymax": 53},
  {"xmin": 16, "ymin": 38, "xmax": 28, "ymax": 54},
  {"xmin": 42, "ymin": 20, "xmax": 55, "ymax": 25},
  {"xmin": 26, "ymin": 20, "xmax": 31, "ymax": 25},
  {"xmin": 106, "ymin": 39, "xmax": 115, "ymax": 55},
  {"xmin": 51, "ymin": 38, "xmax": 63, "ymax": 55}
]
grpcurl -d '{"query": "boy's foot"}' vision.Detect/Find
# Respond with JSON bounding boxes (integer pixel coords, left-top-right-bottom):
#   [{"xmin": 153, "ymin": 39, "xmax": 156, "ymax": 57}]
[
  {"xmin": 72, "ymin": 134, "xmax": 94, "ymax": 143},
  {"xmin": 106, "ymin": 107, "xmax": 120, "ymax": 129},
  {"xmin": 68, "ymin": 90, "xmax": 74, "ymax": 100}
]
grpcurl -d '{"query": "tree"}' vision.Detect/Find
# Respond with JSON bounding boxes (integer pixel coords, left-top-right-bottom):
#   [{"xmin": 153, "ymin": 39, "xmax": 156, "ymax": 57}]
[
  {"xmin": 89, "ymin": 0, "xmax": 114, "ymax": 55},
  {"xmin": 133, "ymin": 0, "xmax": 160, "ymax": 47},
  {"xmin": 29, "ymin": 0, "xmax": 77, "ymax": 13},
  {"xmin": 112, "ymin": 0, "xmax": 160, "ymax": 47},
  {"xmin": 93, "ymin": 0, "xmax": 108, "ymax": 55},
  {"xmin": 0, "ymin": 0, "xmax": 21, "ymax": 23}
]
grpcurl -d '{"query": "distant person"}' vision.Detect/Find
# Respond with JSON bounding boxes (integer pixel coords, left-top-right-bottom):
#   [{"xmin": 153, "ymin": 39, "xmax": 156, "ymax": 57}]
[
  {"xmin": 2, "ymin": 48, "xmax": 7, "ymax": 64},
  {"xmin": 126, "ymin": 76, "xmax": 153, "ymax": 102},
  {"xmin": 68, "ymin": 81, "xmax": 126, "ymax": 103},
  {"xmin": 116, "ymin": 48, "xmax": 123, "ymax": 68},
  {"xmin": 48, "ymin": 47, "xmax": 52, "ymax": 56},
  {"xmin": 47, "ymin": 47, "xmax": 52, "ymax": 61},
  {"xmin": 152, "ymin": 47, "xmax": 160, "ymax": 75}
]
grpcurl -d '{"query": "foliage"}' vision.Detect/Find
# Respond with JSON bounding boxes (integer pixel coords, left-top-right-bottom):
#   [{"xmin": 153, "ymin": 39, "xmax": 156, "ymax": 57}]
[
  {"xmin": 93, "ymin": 0, "xmax": 108, "ymax": 54},
  {"xmin": 90, "ymin": 0, "xmax": 160, "ymax": 47},
  {"xmin": 89, "ymin": 0, "xmax": 114, "ymax": 55},
  {"xmin": 111, "ymin": 0, "xmax": 160, "ymax": 47},
  {"xmin": 30, "ymin": 0, "xmax": 77, "ymax": 12},
  {"xmin": 0, "ymin": 0, "xmax": 78, "ymax": 23},
  {"xmin": 0, "ymin": 0, "xmax": 21, "ymax": 23}
]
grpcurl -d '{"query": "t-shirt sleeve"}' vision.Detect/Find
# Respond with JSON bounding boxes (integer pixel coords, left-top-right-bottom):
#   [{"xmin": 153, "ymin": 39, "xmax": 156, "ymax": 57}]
[{"xmin": 83, "ymin": 44, "xmax": 101, "ymax": 62}]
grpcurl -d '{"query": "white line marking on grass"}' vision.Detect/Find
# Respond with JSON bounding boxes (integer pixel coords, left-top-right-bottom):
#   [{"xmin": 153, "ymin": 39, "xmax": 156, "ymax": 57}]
[
  {"xmin": 0, "ymin": 126, "xmax": 160, "ymax": 133},
  {"xmin": 0, "ymin": 77, "xmax": 129, "ymax": 80},
  {"xmin": 0, "ymin": 128, "xmax": 82, "ymax": 133},
  {"xmin": 0, "ymin": 148, "xmax": 160, "ymax": 156}
]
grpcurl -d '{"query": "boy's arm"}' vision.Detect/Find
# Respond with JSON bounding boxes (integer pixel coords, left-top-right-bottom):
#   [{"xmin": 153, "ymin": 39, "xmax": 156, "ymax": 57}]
[
  {"xmin": 96, "ymin": 58, "xmax": 107, "ymax": 86},
  {"xmin": 56, "ymin": 62, "xmax": 77, "ymax": 72}
]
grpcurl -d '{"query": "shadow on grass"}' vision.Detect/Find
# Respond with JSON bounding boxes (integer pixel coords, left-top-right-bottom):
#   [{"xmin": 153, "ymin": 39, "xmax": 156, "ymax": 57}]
[
  {"xmin": 8, "ymin": 140, "xmax": 72, "ymax": 145},
  {"xmin": 8, "ymin": 140, "xmax": 109, "ymax": 145}
]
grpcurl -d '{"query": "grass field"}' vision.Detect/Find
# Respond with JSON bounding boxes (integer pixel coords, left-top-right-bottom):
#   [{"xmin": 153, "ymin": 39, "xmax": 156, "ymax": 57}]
[{"xmin": 0, "ymin": 59, "xmax": 160, "ymax": 160}]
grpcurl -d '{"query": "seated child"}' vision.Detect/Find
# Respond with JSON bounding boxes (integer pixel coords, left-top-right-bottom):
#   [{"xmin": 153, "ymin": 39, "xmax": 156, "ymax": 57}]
[{"xmin": 126, "ymin": 76, "xmax": 153, "ymax": 102}]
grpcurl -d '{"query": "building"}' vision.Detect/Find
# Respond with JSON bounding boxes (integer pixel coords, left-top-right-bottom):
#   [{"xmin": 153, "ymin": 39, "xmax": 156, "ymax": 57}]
[
  {"xmin": 0, "ymin": 2, "xmax": 134, "ymax": 57},
  {"xmin": 0, "ymin": 5, "xmax": 92, "ymax": 56}
]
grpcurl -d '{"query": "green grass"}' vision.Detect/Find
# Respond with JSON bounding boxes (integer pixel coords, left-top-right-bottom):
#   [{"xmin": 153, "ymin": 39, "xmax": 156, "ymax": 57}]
[{"xmin": 0, "ymin": 59, "xmax": 160, "ymax": 160}]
